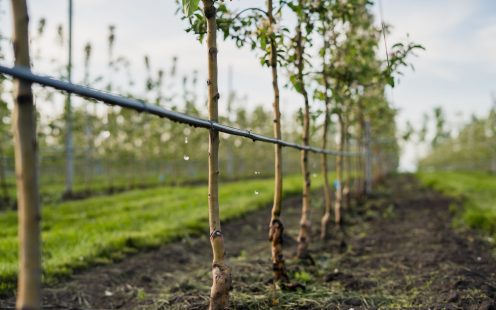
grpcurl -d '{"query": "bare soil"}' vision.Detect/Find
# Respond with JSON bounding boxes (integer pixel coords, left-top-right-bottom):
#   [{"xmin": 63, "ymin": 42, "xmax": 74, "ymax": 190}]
[{"xmin": 1, "ymin": 175, "xmax": 495, "ymax": 309}]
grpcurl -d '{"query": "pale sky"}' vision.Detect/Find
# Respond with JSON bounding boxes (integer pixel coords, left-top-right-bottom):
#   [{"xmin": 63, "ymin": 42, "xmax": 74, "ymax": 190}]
[{"xmin": 1, "ymin": 0, "xmax": 495, "ymax": 171}]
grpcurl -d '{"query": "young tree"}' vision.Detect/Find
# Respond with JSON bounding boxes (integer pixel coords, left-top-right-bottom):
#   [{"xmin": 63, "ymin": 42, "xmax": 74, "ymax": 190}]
[
  {"xmin": 312, "ymin": 0, "xmax": 335, "ymax": 239},
  {"xmin": 326, "ymin": 0, "xmax": 422, "ymax": 223},
  {"xmin": 321, "ymin": 0, "xmax": 359, "ymax": 226},
  {"xmin": 181, "ymin": 1, "xmax": 232, "ymax": 308},
  {"xmin": 10, "ymin": 0, "xmax": 42, "ymax": 309},
  {"xmin": 431, "ymin": 106, "xmax": 450, "ymax": 148},
  {"xmin": 265, "ymin": 0, "xmax": 288, "ymax": 283},
  {"xmin": 287, "ymin": 0, "xmax": 314, "ymax": 259},
  {"xmin": 202, "ymin": 0, "xmax": 291, "ymax": 282},
  {"xmin": 334, "ymin": 104, "xmax": 346, "ymax": 225}
]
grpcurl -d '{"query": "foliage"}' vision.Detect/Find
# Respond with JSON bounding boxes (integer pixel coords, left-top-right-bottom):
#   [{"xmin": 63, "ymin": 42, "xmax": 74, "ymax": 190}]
[
  {"xmin": 418, "ymin": 105, "xmax": 496, "ymax": 172},
  {"xmin": 182, "ymin": 0, "xmax": 201, "ymax": 17}
]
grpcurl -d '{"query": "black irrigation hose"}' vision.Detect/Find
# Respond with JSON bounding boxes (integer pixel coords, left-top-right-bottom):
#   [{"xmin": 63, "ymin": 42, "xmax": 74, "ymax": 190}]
[{"xmin": 0, "ymin": 64, "xmax": 362, "ymax": 157}]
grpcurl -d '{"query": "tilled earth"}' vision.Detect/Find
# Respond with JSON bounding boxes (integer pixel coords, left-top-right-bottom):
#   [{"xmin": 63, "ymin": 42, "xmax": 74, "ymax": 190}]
[{"xmin": 1, "ymin": 175, "xmax": 495, "ymax": 309}]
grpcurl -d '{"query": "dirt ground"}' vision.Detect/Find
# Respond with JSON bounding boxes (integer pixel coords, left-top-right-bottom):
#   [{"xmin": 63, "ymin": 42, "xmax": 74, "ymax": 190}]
[{"xmin": 1, "ymin": 175, "xmax": 495, "ymax": 309}]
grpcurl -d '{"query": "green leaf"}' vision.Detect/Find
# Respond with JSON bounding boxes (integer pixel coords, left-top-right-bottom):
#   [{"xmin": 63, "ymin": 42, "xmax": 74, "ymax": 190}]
[
  {"xmin": 182, "ymin": 0, "xmax": 200, "ymax": 17},
  {"xmin": 289, "ymin": 75, "xmax": 303, "ymax": 94},
  {"xmin": 260, "ymin": 35, "xmax": 267, "ymax": 51}
]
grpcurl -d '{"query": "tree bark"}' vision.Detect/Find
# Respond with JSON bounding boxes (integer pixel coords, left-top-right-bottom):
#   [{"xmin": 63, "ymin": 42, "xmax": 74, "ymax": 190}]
[
  {"xmin": 267, "ymin": 0, "xmax": 288, "ymax": 283},
  {"xmin": 10, "ymin": 0, "xmax": 42, "ymax": 309},
  {"xmin": 319, "ymin": 20, "xmax": 333, "ymax": 240},
  {"xmin": 202, "ymin": 1, "xmax": 232, "ymax": 309},
  {"xmin": 295, "ymin": 6, "xmax": 312, "ymax": 259}
]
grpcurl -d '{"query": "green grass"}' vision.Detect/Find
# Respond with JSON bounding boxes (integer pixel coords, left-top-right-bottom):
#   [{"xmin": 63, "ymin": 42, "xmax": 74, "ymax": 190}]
[
  {"xmin": 417, "ymin": 171, "xmax": 496, "ymax": 236},
  {"xmin": 1, "ymin": 173, "xmax": 284, "ymax": 208},
  {"xmin": 1, "ymin": 174, "xmax": 208, "ymax": 207},
  {"xmin": 0, "ymin": 174, "xmax": 327, "ymax": 294}
]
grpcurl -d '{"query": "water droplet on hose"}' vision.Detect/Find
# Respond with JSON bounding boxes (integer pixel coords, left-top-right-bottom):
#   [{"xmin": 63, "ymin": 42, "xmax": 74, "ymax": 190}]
[{"xmin": 184, "ymin": 136, "xmax": 188, "ymax": 144}]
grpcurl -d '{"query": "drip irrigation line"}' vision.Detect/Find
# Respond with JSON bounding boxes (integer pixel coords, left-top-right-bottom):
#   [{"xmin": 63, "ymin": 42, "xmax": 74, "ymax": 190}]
[{"xmin": 0, "ymin": 64, "xmax": 361, "ymax": 157}]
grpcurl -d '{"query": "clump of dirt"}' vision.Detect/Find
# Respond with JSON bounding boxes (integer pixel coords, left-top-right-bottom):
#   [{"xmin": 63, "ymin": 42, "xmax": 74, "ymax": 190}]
[{"xmin": 1, "ymin": 175, "xmax": 495, "ymax": 309}]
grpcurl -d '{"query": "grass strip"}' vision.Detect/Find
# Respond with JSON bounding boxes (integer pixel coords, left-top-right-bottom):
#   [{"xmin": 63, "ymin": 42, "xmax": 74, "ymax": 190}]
[
  {"xmin": 0, "ymin": 174, "xmax": 327, "ymax": 294},
  {"xmin": 417, "ymin": 171, "xmax": 496, "ymax": 236}
]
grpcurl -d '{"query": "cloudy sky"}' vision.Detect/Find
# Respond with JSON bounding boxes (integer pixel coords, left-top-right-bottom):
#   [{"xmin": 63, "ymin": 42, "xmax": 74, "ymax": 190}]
[{"xmin": 1, "ymin": 0, "xmax": 495, "ymax": 170}]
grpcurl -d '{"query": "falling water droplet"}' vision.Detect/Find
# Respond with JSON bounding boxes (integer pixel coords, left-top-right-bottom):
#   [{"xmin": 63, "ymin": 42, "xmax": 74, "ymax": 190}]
[
  {"xmin": 312, "ymin": 173, "xmax": 317, "ymax": 178},
  {"xmin": 254, "ymin": 171, "xmax": 261, "ymax": 175},
  {"xmin": 183, "ymin": 155, "xmax": 190, "ymax": 161},
  {"xmin": 254, "ymin": 190, "xmax": 260, "ymax": 196},
  {"xmin": 184, "ymin": 136, "xmax": 189, "ymax": 144}
]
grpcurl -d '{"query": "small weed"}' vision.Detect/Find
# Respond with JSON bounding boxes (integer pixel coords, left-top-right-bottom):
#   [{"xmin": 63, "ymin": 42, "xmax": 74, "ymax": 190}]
[
  {"xmin": 293, "ymin": 270, "xmax": 313, "ymax": 283},
  {"xmin": 137, "ymin": 288, "xmax": 146, "ymax": 300}
]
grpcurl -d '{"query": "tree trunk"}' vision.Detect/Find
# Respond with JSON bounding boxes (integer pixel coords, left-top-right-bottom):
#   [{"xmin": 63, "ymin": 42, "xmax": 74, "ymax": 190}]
[
  {"xmin": 334, "ymin": 116, "xmax": 345, "ymax": 225},
  {"xmin": 202, "ymin": 1, "xmax": 232, "ymax": 309},
  {"xmin": 319, "ymin": 21, "xmax": 333, "ymax": 240},
  {"xmin": 343, "ymin": 117, "xmax": 351, "ymax": 209},
  {"xmin": 351, "ymin": 134, "xmax": 358, "ymax": 198},
  {"xmin": 354, "ymin": 142, "xmax": 361, "ymax": 196},
  {"xmin": 84, "ymin": 112, "xmax": 93, "ymax": 193},
  {"xmin": 320, "ymin": 104, "xmax": 332, "ymax": 239},
  {"xmin": 0, "ymin": 150, "xmax": 9, "ymax": 204},
  {"xmin": 267, "ymin": 0, "xmax": 287, "ymax": 283},
  {"xmin": 357, "ymin": 117, "xmax": 365, "ymax": 196},
  {"xmin": 65, "ymin": 0, "xmax": 74, "ymax": 197},
  {"xmin": 359, "ymin": 141, "xmax": 365, "ymax": 195},
  {"xmin": 10, "ymin": 0, "xmax": 42, "ymax": 309},
  {"xmin": 295, "ymin": 9, "xmax": 312, "ymax": 259},
  {"xmin": 364, "ymin": 120, "xmax": 372, "ymax": 196}
]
